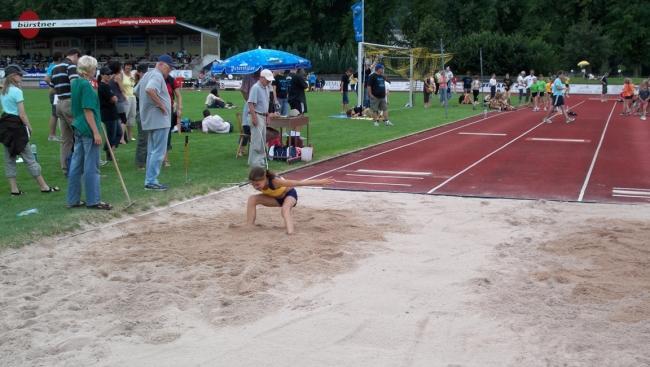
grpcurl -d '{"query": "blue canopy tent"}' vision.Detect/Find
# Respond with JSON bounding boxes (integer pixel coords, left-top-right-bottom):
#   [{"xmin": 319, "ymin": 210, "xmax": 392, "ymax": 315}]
[{"xmin": 211, "ymin": 47, "xmax": 311, "ymax": 75}]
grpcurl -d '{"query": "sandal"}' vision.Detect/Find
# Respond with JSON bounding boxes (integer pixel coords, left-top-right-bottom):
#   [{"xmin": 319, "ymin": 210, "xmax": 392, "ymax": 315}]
[
  {"xmin": 41, "ymin": 186, "xmax": 60, "ymax": 193},
  {"xmin": 67, "ymin": 201, "xmax": 86, "ymax": 208},
  {"xmin": 11, "ymin": 190, "xmax": 25, "ymax": 196},
  {"xmin": 87, "ymin": 202, "xmax": 112, "ymax": 210}
]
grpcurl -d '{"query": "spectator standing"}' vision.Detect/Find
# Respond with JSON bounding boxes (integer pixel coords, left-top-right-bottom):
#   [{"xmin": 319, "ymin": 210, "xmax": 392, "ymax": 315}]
[
  {"xmin": 97, "ymin": 66, "xmax": 121, "ymax": 164},
  {"xmin": 289, "ymin": 69, "xmax": 308, "ymax": 114},
  {"xmin": 239, "ymin": 71, "xmax": 259, "ymax": 157},
  {"xmin": 247, "ymin": 69, "xmax": 274, "ymax": 168},
  {"xmin": 135, "ymin": 55, "xmax": 175, "ymax": 191},
  {"xmin": 462, "ymin": 73, "xmax": 472, "ymax": 96},
  {"xmin": 367, "ymin": 64, "xmax": 392, "ymax": 127},
  {"xmin": 489, "ymin": 73, "xmax": 497, "ymax": 98},
  {"xmin": 621, "ymin": 78, "xmax": 635, "ymax": 115},
  {"xmin": 600, "ymin": 72, "xmax": 609, "ymax": 102},
  {"xmin": 162, "ymin": 74, "xmax": 182, "ymax": 167},
  {"xmin": 134, "ymin": 64, "xmax": 149, "ymax": 169},
  {"xmin": 122, "ymin": 61, "xmax": 137, "ymax": 142},
  {"xmin": 471, "ymin": 75, "xmax": 481, "ymax": 106},
  {"xmin": 107, "ymin": 61, "xmax": 128, "ymax": 145},
  {"xmin": 341, "ymin": 68, "xmax": 353, "ymax": 113},
  {"xmin": 638, "ymin": 79, "xmax": 649, "ymax": 121},
  {"xmin": 516, "ymin": 71, "xmax": 526, "ymax": 105},
  {"xmin": 52, "ymin": 48, "xmax": 81, "ymax": 176},
  {"xmin": 44, "ymin": 52, "xmax": 62, "ymax": 142},
  {"xmin": 66, "ymin": 56, "xmax": 111, "ymax": 209},
  {"xmin": 307, "ymin": 72, "xmax": 316, "ymax": 91},
  {"xmin": 0, "ymin": 64, "xmax": 59, "ymax": 196},
  {"xmin": 434, "ymin": 70, "xmax": 441, "ymax": 95},
  {"xmin": 424, "ymin": 74, "xmax": 435, "ymax": 109},
  {"xmin": 524, "ymin": 69, "xmax": 535, "ymax": 104},
  {"xmin": 502, "ymin": 73, "xmax": 513, "ymax": 99},
  {"xmin": 274, "ymin": 70, "xmax": 290, "ymax": 116}
]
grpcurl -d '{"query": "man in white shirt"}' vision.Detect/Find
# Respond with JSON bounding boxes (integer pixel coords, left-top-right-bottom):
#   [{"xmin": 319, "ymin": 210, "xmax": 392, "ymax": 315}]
[
  {"xmin": 247, "ymin": 69, "xmax": 274, "ymax": 167},
  {"xmin": 201, "ymin": 109, "xmax": 231, "ymax": 133},
  {"xmin": 524, "ymin": 69, "xmax": 535, "ymax": 104},
  {"xmin": 517, "ymin": 71, "xmax": 526, "ymax": 105}
]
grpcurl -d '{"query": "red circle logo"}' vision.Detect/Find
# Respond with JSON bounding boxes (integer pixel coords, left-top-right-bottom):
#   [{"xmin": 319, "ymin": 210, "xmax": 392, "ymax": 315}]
[{"xmin": 19, "ymin": 10, "xmax": 40, "ymax": 39}]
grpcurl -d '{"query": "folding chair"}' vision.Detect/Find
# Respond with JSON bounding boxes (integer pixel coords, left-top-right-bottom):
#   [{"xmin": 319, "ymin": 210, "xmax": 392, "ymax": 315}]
[{"xmin": 235, "ymin": 112, "xmax": 250, "ymax": 158}]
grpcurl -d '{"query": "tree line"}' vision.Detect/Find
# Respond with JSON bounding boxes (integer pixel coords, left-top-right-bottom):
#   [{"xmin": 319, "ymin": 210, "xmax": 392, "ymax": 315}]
[{"xmin": 2, "ymin": 0, "xmax": 648, "ymax": 76}]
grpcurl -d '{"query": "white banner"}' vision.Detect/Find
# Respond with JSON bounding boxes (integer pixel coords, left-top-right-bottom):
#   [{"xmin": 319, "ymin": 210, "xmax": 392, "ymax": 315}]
[{"xmin": 11, "ymin": 19, "xmax": 97, "ymax": 29}]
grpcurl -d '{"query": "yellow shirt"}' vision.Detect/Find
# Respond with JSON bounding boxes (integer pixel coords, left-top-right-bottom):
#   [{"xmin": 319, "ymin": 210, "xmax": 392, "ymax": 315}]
[
  {"xmin": 261, "ymin": 177, "xmax": 288, "ymax": 198},
  {"xmin": 545, "ymin": 82, "xmax": 552, "ymax": 93},
  {"xmin": 122, "ymin": 71, "xmax": 135, "ymax": 98}
]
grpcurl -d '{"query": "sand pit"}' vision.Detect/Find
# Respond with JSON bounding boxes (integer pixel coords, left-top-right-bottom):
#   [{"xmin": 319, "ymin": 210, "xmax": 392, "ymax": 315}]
[{"xmin": 0, "ymin": 187, "xmax": 649, "ymax": 366}]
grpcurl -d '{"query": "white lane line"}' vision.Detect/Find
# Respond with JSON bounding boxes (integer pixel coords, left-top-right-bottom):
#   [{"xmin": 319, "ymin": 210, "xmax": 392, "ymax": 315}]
[
  {"xmin": 612, "ymin": 189, "xmax": 650, "ymax": 197},
  {"xmin": 304, "ymin": 110, "xmax": 518, "ymax": 180},
  {"xmin": 577, "ymin": 102, "xmax": 617, "ymax": 202},
  {"xmin": 356, "ymin": 169, "xmax": 432, "ymax": 176},
  {"xmin": 527, "ymin": 138, "xmax": 591, "ymax": 143},
  {"xmin": 428, "ymin": 100, "xmax": 587, "ymax": 194},
  {"xmin": 334, "ymin": 180, "xmax": 412, "ymax": 187},
  {"xmin": 458, "ymin": 132, "xmax": 507, "ymax": 136},
  {"xmin": 346, "ymin": 174, "xmax": 425, "ymax": 180},
  {"xmin": 612, "ymin": 194, "xmax": 650, "ymax": 200},
  {"xmin": 613, "ymin": 187, "xmax": 650, "ymax": 192}
]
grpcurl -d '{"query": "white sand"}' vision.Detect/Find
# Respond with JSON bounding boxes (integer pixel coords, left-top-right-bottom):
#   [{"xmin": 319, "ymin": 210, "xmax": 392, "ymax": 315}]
[{"xmin": 1, "ymin": 187, "xmax": 649, "ymax": 366}]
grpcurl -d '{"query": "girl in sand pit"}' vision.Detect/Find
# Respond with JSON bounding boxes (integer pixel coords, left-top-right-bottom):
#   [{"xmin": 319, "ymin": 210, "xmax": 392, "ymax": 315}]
[{"xmin": 247, "ymin": 167, "xmax": 334, "ymax": 234}]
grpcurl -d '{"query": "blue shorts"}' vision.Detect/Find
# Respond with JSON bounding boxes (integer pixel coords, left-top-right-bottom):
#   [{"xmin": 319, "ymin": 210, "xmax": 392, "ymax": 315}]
[
  {"xmin": 276, "ymin": 188, "xmax": 298, "ymax": 206},
  {"xmin": 553, "ymin": 95, "xmax": 564, "ymax": 107},
  {"xmin": 342, "ymin": 92, "xmax": 349, "ymax": 104}
]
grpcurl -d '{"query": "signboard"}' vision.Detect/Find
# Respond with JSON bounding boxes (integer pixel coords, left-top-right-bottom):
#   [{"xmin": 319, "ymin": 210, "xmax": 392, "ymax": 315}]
[{"xmin": 96, "ymin": 17, "xmax": 176, "ymax": 27}]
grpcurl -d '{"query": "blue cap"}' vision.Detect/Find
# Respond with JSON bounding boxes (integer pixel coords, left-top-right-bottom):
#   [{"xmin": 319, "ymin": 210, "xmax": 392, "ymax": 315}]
[
  {"xmin": 375, "ymin": 63, "xmax": 384, "ymax": 71},
  {"xmin": 158, "ymin": 54, "xmax": 177, "ymax": 69}
]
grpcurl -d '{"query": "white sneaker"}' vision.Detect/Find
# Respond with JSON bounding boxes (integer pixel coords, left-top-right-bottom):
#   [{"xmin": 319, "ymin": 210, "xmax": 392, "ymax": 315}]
[
  {"xmin": 373, "ymin": 121, "xmax": 379, "ymax": 127},
  {"xmin": 48, "ymin": 135, "xmax": 62, "ymax": 142},
  {"xmin": 384, "ymin": 120, "xmax": 393, "ymax": 126},
  {"xmin": 566, "ymin": 118, "xmax": 575, "ymax": 124},
  {"xmin": 543, "ymin": 118, "xmax": 552, "ymax": 124},
  {"xmin": 641, "ymin": 115, "xmax": 647, "ymax": 121}
]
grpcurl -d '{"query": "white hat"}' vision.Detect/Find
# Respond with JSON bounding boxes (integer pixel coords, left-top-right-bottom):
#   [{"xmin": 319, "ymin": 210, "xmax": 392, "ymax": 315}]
[
  {"xmin": 260, "ymin": 69, "xmax": 274, "ymax": 82},
  {"xmin": 288, "ymin": 109, "xmax": 300, "ymax": 117}
]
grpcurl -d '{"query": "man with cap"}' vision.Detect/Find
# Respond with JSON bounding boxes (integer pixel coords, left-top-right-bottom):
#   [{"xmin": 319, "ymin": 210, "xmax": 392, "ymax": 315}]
[
  {"xmin": 247, "ymin": 69, "xmax": 274, "ymax": 168},
  {"xmin": 367, "ymin": 63, "xmax": 392, "ymax": 127},
  {"xmin": 135, "ymin": 55, "xmax": 175, "ymax": 191}
]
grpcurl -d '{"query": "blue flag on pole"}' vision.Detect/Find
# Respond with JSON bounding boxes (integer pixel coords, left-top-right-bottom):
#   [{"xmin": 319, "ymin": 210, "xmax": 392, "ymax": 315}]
[{"xmin": 352, "ymin": 1, "xmax": 363, "ymax": 42}]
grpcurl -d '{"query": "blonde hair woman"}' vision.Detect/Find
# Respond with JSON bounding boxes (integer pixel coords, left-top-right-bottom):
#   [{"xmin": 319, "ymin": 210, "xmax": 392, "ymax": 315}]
[
  {"xmin": 66, "ymin": 55, "xmax": 112, "ymax": 209},
  {"xmin": 0, "ymin": 64, "xmax": 59, "ymax": 195}
]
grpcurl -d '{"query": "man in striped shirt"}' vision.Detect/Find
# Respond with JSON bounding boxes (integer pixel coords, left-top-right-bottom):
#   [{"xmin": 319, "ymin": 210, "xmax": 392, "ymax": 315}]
[{"xmin": 51, "ymin": 48, "xmax": 81, "ymax": 176}]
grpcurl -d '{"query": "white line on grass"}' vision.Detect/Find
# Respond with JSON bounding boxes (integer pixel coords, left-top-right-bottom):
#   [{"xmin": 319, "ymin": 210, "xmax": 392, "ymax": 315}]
[
  {"xmin": 427, "ymin": 100, "xmax": 587, "ymax": 194},
  {"xmin": 305, "ymin": 110, "xmax": 518, "ymax": 180},
  {"xmin": 577, "ymin": 102, "xmax": 617, "ymax": 201}
]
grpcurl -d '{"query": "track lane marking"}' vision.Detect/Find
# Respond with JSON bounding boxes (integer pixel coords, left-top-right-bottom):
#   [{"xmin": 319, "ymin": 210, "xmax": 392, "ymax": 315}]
[
  {"xmin": 611, "ymin": 194, "xmax": 650, "ymax": 200},
  {"xmin": 613, "ymin": 187, "xmax": 650, "ymax": 192},
  {"xmin": 356, "ymin": 169, "xmax": 432, "ymax": 176},
  {"xmin": 527, "ymin": 138, "xmax": 591, "ymax": 143},
  {"xmin": 334, "ymin": 180, "xmax": 412, "ymax": 187},
  {"xmin": 427, "ymin": 100, "xmax": 587, "ymax": 194},
  {"xmin": 304, "ymin": 110, "xmax": 518, "ymax": 180},
  {"xmin": 458, "ymin": 132, "xmax": 507, "ymax": 136},
  {"xmin": 577, "ymin": 102, "xmax": 617, "ymax": 201},
  {"xmin": 612, "ymin": 189, "xmax": 650, "ymax": 197},
  {"xmin": 346, "ymin": 174, "xmax": 425, "ymax": 180}
]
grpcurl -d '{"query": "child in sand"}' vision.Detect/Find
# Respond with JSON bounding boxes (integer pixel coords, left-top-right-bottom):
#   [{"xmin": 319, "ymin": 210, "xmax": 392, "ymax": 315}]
[{"xmin": 247, "ymin": 167, "xmax": 334, "ymax": 234}]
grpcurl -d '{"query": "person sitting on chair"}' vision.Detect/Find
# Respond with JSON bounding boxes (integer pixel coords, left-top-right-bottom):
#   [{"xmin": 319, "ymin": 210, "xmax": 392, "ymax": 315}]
[
  {"xmin": 205, "ymin": 87, "xmax": 227, "ymax": 109},
  {"xmin": 201, "ymin": 109, "xmax": 232, "ymax": 134}
]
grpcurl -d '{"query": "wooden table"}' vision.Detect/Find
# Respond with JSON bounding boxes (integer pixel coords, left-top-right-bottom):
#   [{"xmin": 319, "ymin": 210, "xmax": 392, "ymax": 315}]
[{"xmin": 268, "ymin": 115, "xmax": 310, "ymax": 163}]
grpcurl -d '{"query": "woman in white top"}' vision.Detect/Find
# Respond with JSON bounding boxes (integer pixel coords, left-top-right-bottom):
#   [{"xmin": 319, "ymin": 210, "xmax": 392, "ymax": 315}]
[{"xmin": 489, "ymin": 74, "xmax": 497, "ymax": 98}]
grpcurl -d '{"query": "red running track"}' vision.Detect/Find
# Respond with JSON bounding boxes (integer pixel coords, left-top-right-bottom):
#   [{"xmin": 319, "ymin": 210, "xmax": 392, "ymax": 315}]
[{"xmin": 286, "ymin": 96, "xmax": 650, "ymax": 204}]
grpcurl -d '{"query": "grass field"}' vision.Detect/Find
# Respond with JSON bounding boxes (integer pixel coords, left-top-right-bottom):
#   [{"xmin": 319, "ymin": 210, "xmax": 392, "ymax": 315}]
[{"xmin": 0, "ymin": 88, "xmax": 482, "ymax": 247}]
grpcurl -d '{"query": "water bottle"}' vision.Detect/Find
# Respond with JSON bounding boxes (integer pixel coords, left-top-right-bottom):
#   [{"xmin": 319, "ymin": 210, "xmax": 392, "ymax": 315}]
[
  {"xmin": 17, "ymin": 208, "xmax": 39, "ymax": 217},
  {"xmin": 30, "ymin": 143, "xmax": 37, "ymax": 161}
]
